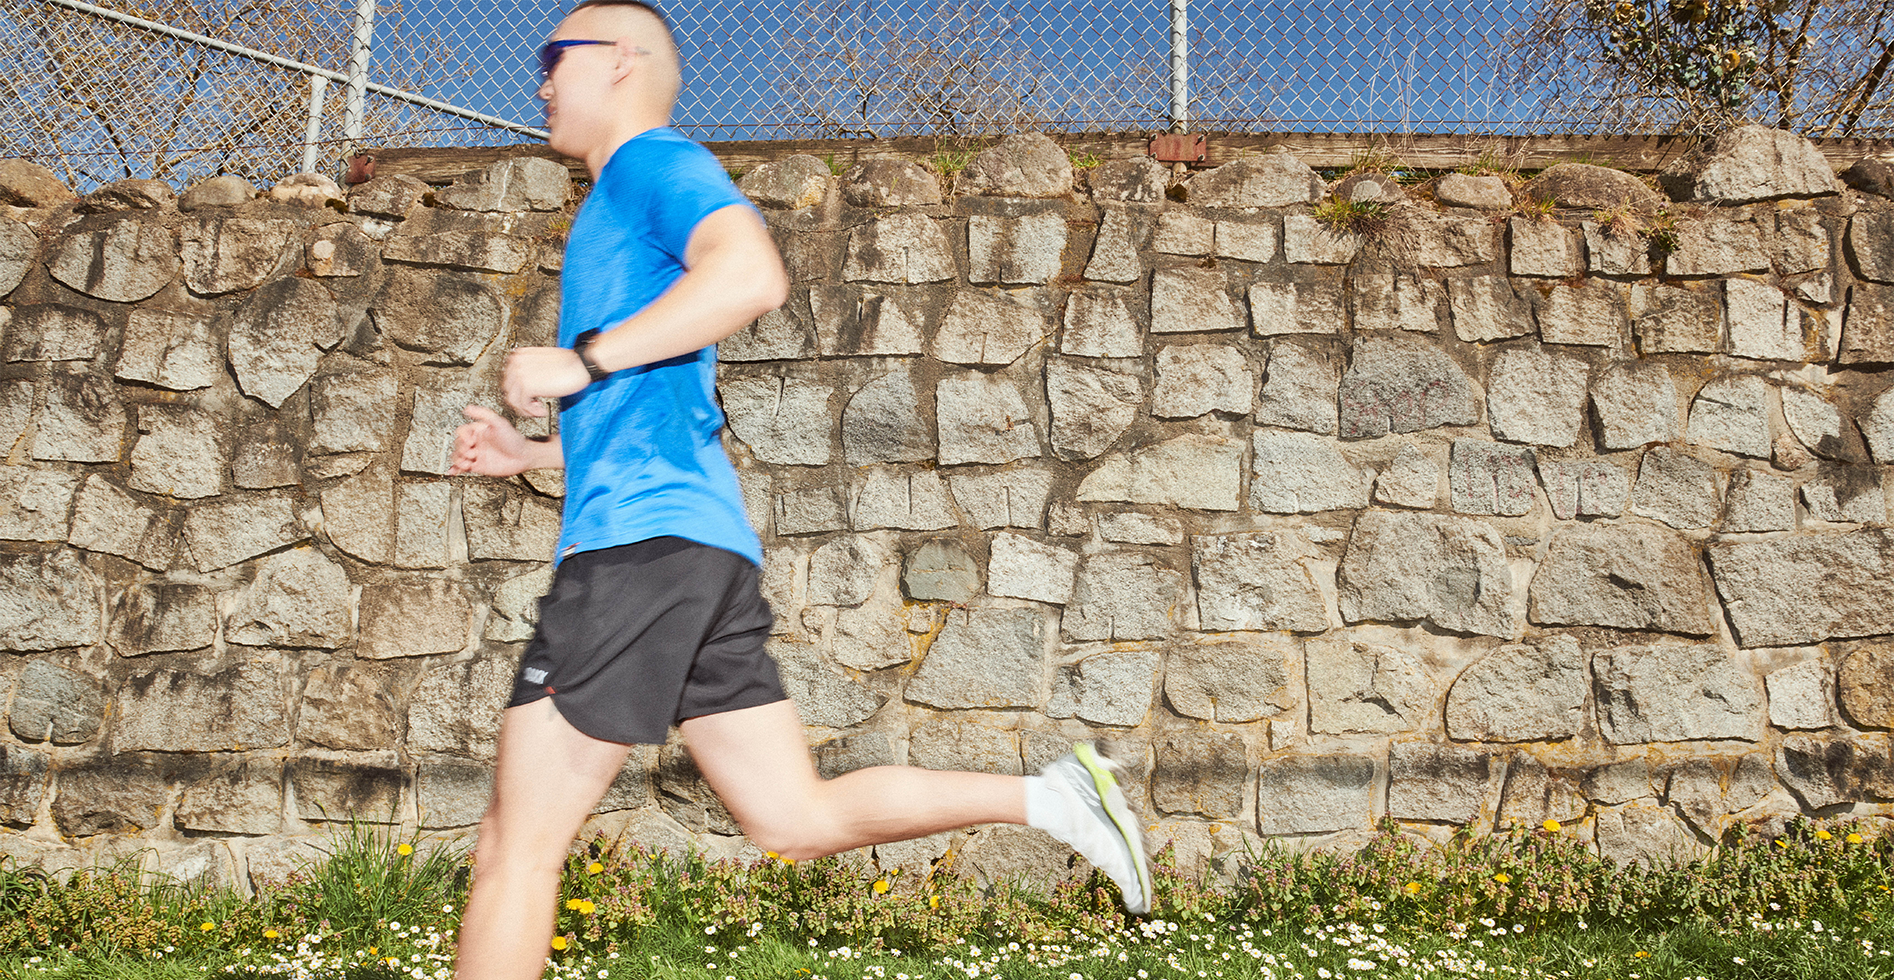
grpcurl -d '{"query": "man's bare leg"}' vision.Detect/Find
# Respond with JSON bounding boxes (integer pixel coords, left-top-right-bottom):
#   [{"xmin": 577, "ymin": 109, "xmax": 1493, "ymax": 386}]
[
  {"xmin": 456, "ymin": 699, "xmax": 632, "ymax": 980},
  {"xmin": 680, "ymin": 699, "xmax": 1025, "ymax": 860}
]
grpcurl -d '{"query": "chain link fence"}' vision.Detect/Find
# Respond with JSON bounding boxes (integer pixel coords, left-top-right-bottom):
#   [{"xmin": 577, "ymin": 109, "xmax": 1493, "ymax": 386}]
[
  {"xmin": 5, "ymin": 0, "xmax": 1890, "ymax": 191},
  {"xmin": 3, "ymin": 0, "xmax": 545, "ymax": 191}
]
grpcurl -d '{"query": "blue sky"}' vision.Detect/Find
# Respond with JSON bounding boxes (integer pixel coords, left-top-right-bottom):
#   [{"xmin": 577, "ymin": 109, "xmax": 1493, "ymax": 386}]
[{"xmin": 372, "ymin": 0, "xmax": 1554, "ymax": 144}]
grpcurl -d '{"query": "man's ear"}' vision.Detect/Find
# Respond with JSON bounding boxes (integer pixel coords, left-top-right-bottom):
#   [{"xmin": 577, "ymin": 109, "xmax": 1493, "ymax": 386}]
[{"xmin": 611, "ymin": 36, "xmax": 640, "ymax": 84}]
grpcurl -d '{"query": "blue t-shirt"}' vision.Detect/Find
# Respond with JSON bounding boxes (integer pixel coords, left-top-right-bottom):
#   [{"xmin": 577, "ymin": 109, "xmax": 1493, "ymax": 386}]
[{"xmin": 553, "ymin": 128, "xmax": 762, "ymax": 566}]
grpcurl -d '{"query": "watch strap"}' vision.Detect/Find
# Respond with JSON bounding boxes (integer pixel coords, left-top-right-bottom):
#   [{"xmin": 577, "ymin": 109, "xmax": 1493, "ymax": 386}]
[{"xmin": 573, "ymin": 328, "xmax": 609, "ymax": 382}]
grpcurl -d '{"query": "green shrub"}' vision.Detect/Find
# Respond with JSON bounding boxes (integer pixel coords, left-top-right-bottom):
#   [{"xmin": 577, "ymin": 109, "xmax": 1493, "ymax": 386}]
[{"xmin": 0, "ymin": 855, "xmax": 242, "ymax": 958}]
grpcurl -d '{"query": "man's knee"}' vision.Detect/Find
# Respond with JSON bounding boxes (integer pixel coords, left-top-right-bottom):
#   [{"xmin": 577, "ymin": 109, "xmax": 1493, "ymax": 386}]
[
  {"xmin": 745, "ymin": 825, "xmax": 833, "ymax": 862},
  {"xmin": 735, "ymin": 797, "xmax": 844, "ymax": 861},
  {"xmin": 473, "ymin": 803, "xmax": 574, "ymax": 874}
]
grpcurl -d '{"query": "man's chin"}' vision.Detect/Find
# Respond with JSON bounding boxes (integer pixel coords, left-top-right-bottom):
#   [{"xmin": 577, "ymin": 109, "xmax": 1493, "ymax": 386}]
[{"xmin": 545, "ymin": 129, "xmax": 579, "ymax": 158}]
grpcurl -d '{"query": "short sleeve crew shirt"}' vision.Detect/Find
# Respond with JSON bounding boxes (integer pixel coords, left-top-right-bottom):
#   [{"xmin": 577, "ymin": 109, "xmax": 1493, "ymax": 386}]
[{"xmin": 554, "ymin": 128, "xmax": 762, "ymax": 566}]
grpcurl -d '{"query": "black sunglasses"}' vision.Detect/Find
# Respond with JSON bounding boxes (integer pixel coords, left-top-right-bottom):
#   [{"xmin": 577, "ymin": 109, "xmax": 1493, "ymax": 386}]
[{"xmin": 538, "ymin": 39, "xmax": 614, "ymax": 80}]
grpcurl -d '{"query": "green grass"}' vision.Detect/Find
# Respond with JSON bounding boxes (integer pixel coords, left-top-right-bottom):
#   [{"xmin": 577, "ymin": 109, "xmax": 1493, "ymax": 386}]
[
  {"xmin": 3, "ymin": 819, "xmax": 1894, "ymax": 980},
  {"xmin": 292, "ymin": 821, "xmax": 468, "ymax": 944},
  {"xmin": 11, "ymin": 914, "xmax": 1894, "ymax": 980}
]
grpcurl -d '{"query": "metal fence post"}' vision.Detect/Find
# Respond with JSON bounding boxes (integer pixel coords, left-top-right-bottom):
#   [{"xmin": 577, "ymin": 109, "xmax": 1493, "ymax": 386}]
[
  {"xmin": 342, "ymin": 0, "xmax": 376, "ymax": 144},
  {"xmin": 1169, "ymin": 0, "xmax": 1189, "ymax": 133},
  {"xmin": 302, "ymin": 75, "xmax": 328, "ymax": 174}
]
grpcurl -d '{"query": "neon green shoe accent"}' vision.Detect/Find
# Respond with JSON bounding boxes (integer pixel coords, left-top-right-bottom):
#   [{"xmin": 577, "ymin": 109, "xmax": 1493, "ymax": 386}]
[{"xmin": 1073, "ymin": 742, "xmax": 1153, "ymax": 909}]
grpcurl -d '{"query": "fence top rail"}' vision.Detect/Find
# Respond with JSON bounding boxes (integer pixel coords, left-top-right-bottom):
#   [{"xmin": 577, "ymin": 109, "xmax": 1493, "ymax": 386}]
[
  {"xmin": 44, "ymin": 0, "xmax": 549, "ymax": 139},
  {"xmin": 356, "ymin": 131, "xmax": 1894, "ymax": 186}
]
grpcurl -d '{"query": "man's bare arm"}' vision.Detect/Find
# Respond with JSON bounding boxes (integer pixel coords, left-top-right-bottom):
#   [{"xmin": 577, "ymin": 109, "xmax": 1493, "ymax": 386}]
[
  {"xmin": 449, "ymin": 405, "xmax": 565, "ymax": 476},
  {"xmin": 581, "ymin": 204, "xmax": 789, "ymax": 373},
  {"xmin": 496, "ymin": 204, "xmax": 789, "ymax": 417}
]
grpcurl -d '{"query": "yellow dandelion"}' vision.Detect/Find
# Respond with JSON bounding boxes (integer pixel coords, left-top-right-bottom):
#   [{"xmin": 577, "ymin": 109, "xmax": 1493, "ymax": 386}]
[
  {"xmin": 263, "ymin": 930, "xmax": 279, "ymax": 940},
  {"xmin": 578, "ymin": 900, "xmax": 596, "ymax": 915},
  {"xmin": 1634, "ymin": 951, "xmax": 1650, "ymax": 959},
  {"xmin": 566, "ymin": 898, "xmax": 583, "ymax": 910},
  {"xmin": 587, "ymin": 861, "xmax": 604, "ymax": 875},
  {"xmin": 1493, "ymin": 873, "xmax": 1511, "ymax": 884},
  {"xmin": 929, "ymin": 895, "xmax": 940, "ymax": 909},
  {"xmin": 1542, "ymin": 819, "xmax": 1561, "ymax": 833},
  {"xmin": 1405, "ymin": 882, "xmax": 1422, "ymax": 895},
  {"xmin": 368, "ymin": 948, "xmax": 378, "ymax": 956},
  {"xmin": 1848, "ymin": 833, "xmax": 1865, "ymax": 844},
  {"xmin": 1817, "ymin": 830, "xmax": 1833, "ymax": 841},
  {"xmin": 873, "ymin": 879, "xmax": 891, "ymax": 894},
  {"xmin": 397, "ymin": 844, "xmax": 414, "ymax": 856},
  {"xmin": 550, "ymin": 937, "xmax": 568, "ymax": 952},
  {"xmin": 201, "ymin": 923, "xmax": 216, "ymax": 932}
]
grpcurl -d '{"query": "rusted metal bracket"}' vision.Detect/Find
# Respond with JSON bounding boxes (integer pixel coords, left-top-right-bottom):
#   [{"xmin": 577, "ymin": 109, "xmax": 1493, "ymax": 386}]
[
  {"xmin": 344, "ymin": 153, "xmax": 377, "ymax": 184},
  {"xmin": 1149, "ymin": 133, "xmax": 1206, "ymax": 163}
]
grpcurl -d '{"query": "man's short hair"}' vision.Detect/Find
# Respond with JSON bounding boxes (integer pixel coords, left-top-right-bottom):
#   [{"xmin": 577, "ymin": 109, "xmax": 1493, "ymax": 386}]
[
  {"xmin": 571, "ymin": 0, "xmax": 672, "ymax": 32},
  {"xmin": 566, "ymin": 0, "xmax": 683, "ymax": 114}
]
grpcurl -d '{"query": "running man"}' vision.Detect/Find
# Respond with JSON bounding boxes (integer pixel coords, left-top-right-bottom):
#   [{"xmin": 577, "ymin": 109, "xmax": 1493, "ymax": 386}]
[{"xmin": 447, "ymin": 4, "xmax": 1151, "ymax": 977}]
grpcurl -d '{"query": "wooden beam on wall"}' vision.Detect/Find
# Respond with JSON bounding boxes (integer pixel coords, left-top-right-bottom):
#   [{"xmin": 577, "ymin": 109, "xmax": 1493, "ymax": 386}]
[
  {"xmin": 357, "ymin": 131, "xmax": 1894, "ymax": 186},
  {"xmin": 351, "ymin": 144, "xmax": 580, "ymax": 185}
]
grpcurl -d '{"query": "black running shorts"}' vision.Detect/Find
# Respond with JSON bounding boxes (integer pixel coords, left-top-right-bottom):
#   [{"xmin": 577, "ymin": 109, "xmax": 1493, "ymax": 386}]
[{"xmin": 506, "ymin": 536, "xmax": 785, "ymax": 744}]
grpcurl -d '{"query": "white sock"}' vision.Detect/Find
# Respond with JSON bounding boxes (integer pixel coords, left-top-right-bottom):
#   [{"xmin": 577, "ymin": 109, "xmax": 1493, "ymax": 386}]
[{"xmin": 1023, "ymin": 774, "xmax": 1075, "ymax": 841}]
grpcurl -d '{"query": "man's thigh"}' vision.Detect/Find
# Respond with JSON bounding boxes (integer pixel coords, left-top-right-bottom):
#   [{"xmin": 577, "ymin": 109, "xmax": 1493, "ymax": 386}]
[
  {"xmin": 482, "ymin": 698, "xmax": 634, "ymax": 851},
  {"xmin": 678, "ymin": 700, "xmax": 820, "ymax": 830}
]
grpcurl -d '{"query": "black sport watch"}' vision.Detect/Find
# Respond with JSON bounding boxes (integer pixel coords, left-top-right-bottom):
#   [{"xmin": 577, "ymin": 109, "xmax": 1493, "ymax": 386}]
[{"xmin": 573, "ymin": 328, "xmax": 610, "ymax": 382}]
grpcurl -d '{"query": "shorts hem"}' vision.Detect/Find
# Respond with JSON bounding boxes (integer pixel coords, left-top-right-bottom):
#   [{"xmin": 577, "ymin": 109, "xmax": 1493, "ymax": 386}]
[
  {"xmin": 549, "ymin": 690, "xmax": 674, "ymax": 746},
  {"xmin": 504, "ymin": 686, "xmax": 550, "ymax": 711},
  {"xmin": 677, "ymin": 691, "xmax": 791, "ymax": 725}
]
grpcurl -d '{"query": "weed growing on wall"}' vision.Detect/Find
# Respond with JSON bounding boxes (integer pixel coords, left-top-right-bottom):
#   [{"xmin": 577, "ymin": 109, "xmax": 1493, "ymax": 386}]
[
  {"xmin": 1343, "ymin": 146, "xmax": 1413, "ymax": 182},
  {"xmin": 1512, "ymin": 196, "xmax": 1560, "ymax": 221},
  {"xmin": 1312, "ymin": 198, "xmax": 1390, "ymax": 238},
  {"xmin": 1593, "ymin": 202, "xmax": 1647, "ymax": 238},
  {"xmin": 1454, "ymin": 149, "xmax": 1525, "ymax": 185},
  {"xmin": 1645, "ymin": 205, "xmax": 1682, "ymax": 253},
  {"xmin": 928, "ymin": 149, "xmax": 976, "ymax": 179}
]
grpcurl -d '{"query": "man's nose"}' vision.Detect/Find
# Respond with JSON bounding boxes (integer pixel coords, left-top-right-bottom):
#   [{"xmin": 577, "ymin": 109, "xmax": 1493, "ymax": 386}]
[{"xmin": 536, "ymin": 78, "xmax": 553, "ymax": 101}]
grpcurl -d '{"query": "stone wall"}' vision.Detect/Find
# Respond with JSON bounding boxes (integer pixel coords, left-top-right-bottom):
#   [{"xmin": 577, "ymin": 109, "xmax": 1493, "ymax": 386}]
[{"xmin": 3, "ymin": 126, "xmax": 1894, "ymax": 890}]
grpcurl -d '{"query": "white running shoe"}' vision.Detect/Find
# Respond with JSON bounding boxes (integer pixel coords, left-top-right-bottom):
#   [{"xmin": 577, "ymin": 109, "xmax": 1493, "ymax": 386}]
[{"xmin": 1036, "ymin": 742, "xmax": 1154, "ymax": 914}]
